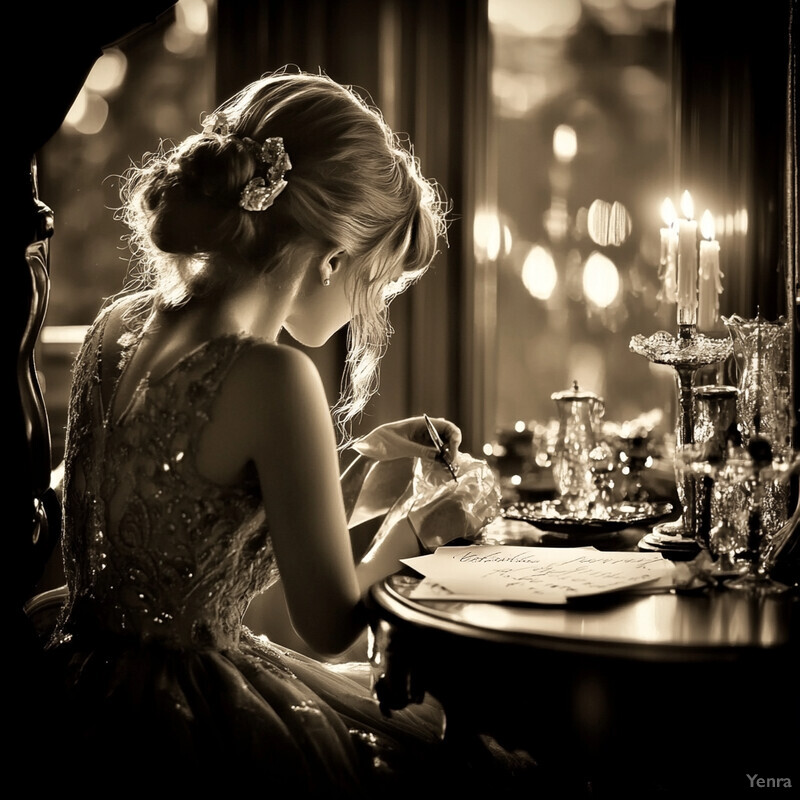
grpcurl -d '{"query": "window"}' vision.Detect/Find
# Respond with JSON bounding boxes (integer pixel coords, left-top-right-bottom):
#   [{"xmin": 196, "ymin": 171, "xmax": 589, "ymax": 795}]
[
  {"xmin": 38, "ymin": 0, "xmax": 216, "ymax": 463},
  {"xmin": 487, "ymin": 0, "xmax": 676, "ymax": 447}
]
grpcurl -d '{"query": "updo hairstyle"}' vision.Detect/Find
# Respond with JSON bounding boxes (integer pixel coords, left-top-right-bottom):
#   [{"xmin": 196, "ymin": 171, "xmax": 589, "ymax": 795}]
[{"xmin": 119, "ymin": 69, "xmax": 447, "ymax": 439}]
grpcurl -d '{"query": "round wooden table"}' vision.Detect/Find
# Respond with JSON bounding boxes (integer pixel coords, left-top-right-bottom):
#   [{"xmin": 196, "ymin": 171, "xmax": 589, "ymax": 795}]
[{"xmin": 366, "ymin": 558, "xmax": 799, "ymax": 796}]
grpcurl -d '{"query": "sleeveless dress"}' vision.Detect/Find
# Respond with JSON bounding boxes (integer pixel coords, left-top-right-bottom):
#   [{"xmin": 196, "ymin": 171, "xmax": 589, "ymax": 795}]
[{"xmin": 44, "ymin": 293, "xmax": 449, "ymax": 795}]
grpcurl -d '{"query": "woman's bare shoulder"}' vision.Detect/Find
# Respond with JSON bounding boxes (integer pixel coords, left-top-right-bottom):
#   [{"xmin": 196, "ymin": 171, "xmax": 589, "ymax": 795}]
[
  {"xmin": 197, "ymin": 340, "xmax": 329, "ymax": 476},
  {"xmin": 231, "ymin": 339, "xmax": 318, "ymax": 383},
  {"xmin": 220, "ymin": 340, "xmax": 327, "ymax": 417}
]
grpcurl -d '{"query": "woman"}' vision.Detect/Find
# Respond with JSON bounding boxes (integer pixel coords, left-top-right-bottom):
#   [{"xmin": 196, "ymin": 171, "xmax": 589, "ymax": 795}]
[{"xmin": 43, "ymin": 69, "xmax": 471, "ymax": 794}]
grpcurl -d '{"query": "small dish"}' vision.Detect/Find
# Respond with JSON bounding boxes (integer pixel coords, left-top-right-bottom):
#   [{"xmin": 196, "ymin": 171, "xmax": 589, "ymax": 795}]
[{"xmin": 502, "ymin": 499, "xmax": 673, "ymax": 535}]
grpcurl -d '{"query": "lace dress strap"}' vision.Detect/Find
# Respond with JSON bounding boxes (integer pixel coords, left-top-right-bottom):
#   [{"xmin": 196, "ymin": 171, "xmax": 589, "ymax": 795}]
[{"xmin": 86, "ymin": 292, "xmax": 154, "ymax": 427}]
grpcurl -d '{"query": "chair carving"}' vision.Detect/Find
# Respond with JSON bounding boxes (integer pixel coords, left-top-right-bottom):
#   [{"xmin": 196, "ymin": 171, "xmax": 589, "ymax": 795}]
[{"xmin": 11, "ymin": 0, "xmax": 178, "ymax": 682}]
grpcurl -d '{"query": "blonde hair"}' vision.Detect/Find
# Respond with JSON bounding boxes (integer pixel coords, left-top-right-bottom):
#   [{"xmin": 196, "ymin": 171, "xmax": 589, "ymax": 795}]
[{"xmin": 119, "ymin": 68, "xmax": 447, "ymax": 444}]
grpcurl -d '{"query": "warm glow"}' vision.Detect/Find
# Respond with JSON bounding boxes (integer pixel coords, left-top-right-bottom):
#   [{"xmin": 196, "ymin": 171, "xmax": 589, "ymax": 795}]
[
  {"xmin": 543, "ymin": 201, "xmax": 570, "ymax": 242},
  {"xmin": 736, "ymin": 208, "xmax": 749, "ymax": 235},
  {"xmin": 503, "ymin": 224, "xmax": 514, "ymax": 256},
  {"xmin": 588, "ymin": 199, "xmax": 631, "ymax": 246},
  {"xmin": 492, "ymin": 68, "xmax": 549, "ymax": 118},
  {"xmin": 553, "ymin": 124, "xmax": 577, "ymax": 163},
  {"xmin": 724, "ymin": 213, "xmax": 734, "ymax": 236},
  {"xmin": 521, "ymin": 245, "xmax": 557, "ymax": 300},
  {"xmin": 165, "ymin": 0, "xmax": 210, "ymax": 54},
  {"xmin": 680, "ymin": 190, "xmax": 694, "ymax": 220},
  {"xmin": 84, "ymin": 49, "xmax": 127, "ymax": 95},
  {"xmin": 64, "ymin": 91, "xmax": 88, "ymax": 127},
  {"xmin": 582, "ymin": 251, "xmax": 620, "ymax": 307},
  {"xmin": 488, "ymin": 0, "xmax": 581, "ymax": 37},
  {"xmin": 64, "ymin": 90, "xmax": 109, "ymax": 135},
  {"xmin": 700, "ymin": 209, "xmax": 715, "ymax": 240},
  {"xmin": 486, "ymin": 442, "xmax": 506, "ymax": 458},
  {"xmin": 514, "ymin": 420, "xmax": 527, "ymax": 432},
  {"xmin": 474, "ymin": 210, "xmax": 503, "ymax": 261},
  {"xmin": 660, "ymin": 197, "xmax": 676, "ymax": 226},
  {"xmin": 41, "ymin": 325, "xmax": 91, "ymax": 344},
  {"xmin": 179, "ymin": 0, "xmax": 210, "ymax": 35}
]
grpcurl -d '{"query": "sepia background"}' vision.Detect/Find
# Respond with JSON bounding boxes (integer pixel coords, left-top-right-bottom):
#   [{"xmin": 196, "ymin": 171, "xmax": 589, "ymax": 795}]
[{"xmin": 36, "ymin": 0, "xmax": 795, "ymax": 487}]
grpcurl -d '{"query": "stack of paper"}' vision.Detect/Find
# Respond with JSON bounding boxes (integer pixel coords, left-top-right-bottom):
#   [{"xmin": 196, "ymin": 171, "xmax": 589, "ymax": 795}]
[{"xmin": 401, "ymin": 545, "xmax": 676, "ymax": 604}]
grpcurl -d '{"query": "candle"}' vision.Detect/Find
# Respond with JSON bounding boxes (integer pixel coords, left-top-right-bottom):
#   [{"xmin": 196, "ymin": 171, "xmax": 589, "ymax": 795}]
[
  {"xmin": 698, "ymin": 209, "xmax": 722, "ymax": 331},
  {"xmin": 659, "ymin": 198, "xmax": 678, "ymax": 303},
  {"xmin": 676, "ymin": 190, "xmax": 698, "ymax": 329}
]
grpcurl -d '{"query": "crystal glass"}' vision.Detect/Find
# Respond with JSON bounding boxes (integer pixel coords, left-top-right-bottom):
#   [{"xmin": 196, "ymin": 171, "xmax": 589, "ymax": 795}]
[
  {"xmin": 722, "ymin": 313, "xmax": 791, "ymax": 459},
  {"xmin": 702, "ymin": 456, "xmax": 751, "ymax": 582},
  {"xmin": 725, "ymin": 450, "xmax": 791, "ymax": 595},
  {"xmin": 690, "ymin": 384, "xmax": 739, "ymax": 553},
  {"xmin": 720, "ymin": 314, "xmax": 792, "ymax": 594}
]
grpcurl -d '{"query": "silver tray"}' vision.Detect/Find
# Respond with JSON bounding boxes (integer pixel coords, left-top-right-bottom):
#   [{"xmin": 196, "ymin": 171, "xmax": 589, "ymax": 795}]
[{"xmin": 502, "ymin": 500, "xmax": 673, "ymax": 535}]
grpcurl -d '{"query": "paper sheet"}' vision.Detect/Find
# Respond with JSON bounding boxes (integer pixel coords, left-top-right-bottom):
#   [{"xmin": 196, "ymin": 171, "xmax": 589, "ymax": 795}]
[{"xmin": 401, "ymin": 545, "xmax": 676, "ymax": 604}]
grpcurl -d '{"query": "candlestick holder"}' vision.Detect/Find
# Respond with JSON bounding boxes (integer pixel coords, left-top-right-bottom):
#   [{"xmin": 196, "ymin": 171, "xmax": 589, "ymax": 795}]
[{"xmin": 629, "ymin": 329, "xmax": 733, "ymax": 556}]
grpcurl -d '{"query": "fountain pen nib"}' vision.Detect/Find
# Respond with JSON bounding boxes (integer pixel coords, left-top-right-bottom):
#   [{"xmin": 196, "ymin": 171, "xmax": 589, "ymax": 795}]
[{"xmin": 439, "ymin": 451, "xmax": 459, "ymax": 483}]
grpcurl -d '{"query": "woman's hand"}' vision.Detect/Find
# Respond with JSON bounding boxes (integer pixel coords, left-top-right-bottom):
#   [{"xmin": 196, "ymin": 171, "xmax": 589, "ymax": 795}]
[{"xmin": 351, "ymin": 416, "xmax": 462, "ymax": 463}]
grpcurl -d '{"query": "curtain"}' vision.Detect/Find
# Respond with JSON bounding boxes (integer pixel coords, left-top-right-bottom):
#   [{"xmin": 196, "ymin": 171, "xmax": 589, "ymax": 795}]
[{"xmin": 214, "ymin": 0, "xmax": 493, "ymax": 452}]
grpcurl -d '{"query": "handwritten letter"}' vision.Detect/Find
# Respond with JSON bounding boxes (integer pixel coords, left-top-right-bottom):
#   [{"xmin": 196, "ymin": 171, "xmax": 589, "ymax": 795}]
[{"xmin": 402, "ymin": 545, "xmax": 675, "ymax": 604}]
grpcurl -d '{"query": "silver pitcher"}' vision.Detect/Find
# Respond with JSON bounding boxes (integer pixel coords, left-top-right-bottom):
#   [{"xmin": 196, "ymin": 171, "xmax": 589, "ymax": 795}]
[{"xmin": 551, "ymin": 380, "xmax": 605, "ymax": 515}]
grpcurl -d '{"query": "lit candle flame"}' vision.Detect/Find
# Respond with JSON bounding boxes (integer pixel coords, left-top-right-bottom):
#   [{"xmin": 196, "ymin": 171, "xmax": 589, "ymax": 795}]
[
  {"xmin": 661, "ymin": 197, "xmax": 677, "ymax": 226},
  {"xmin": 680, "ymin": 190, "xmax": 694, "ymax": 220},
  {"xmin": 700, "ymin": 209, "xmax": 715, "ymax": 240}
]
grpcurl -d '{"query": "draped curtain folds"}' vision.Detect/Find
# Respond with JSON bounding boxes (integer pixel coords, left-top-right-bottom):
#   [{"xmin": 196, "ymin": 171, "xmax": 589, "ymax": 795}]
[{"xmin": 215, "ymin": 0, "xmax": 493, "ymax": 453}]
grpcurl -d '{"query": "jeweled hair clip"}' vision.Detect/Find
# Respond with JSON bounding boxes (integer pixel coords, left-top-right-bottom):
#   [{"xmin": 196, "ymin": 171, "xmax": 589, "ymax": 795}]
[
  {"xmin": 239, "ymin": 137, "xmax": 292, "ymax": 212},
  {"xmin": 200, "ymin": 112, "xmax": 292, "ymax": 212},
  {"xmin": 202, "ymin": 111, "xmax": 230, "ymax": 137}
]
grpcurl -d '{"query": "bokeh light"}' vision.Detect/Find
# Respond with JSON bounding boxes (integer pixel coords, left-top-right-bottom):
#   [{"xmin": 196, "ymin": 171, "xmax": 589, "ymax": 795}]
[
  {"xmin": 84, "ymin": 49, "xmax": 127, "ymax": 95},
  {"xmin": 553, "ymin": 124, "xmax": 577, "ymax": 163},
  {"xmin": 64, "ymin": 90, "xmax": 109, "ymax": 135},
  {"xmin": 474, "ymin": 209, "xmax": 503, "ymax": 261},
  {"xmin": 583, "ymin": 251, "xmax": 620, "ymax": 307},
  {"xmin": 522, "ymin": 245, "xmax": 558, "ymax": 300},
  {"xmin": 488, "ymin": 0, "xmax": 582, "ymax": 37}
]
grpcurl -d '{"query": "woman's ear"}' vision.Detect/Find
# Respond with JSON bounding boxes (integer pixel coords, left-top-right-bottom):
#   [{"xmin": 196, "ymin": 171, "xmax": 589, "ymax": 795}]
[{"xmin": 319, "ymin": 249, "xmax": 347, "ymax": 286}]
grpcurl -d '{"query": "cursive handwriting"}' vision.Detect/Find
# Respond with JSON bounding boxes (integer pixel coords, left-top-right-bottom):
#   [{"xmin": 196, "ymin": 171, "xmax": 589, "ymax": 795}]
[{"xmin": 403, "ymin": 545, "xmax": 674, "ymax": 600}]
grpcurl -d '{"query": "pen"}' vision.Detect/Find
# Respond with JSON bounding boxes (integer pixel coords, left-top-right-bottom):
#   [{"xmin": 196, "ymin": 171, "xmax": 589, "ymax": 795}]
[{"xmin": 423, "ymin": 413, "xmax": 458, "ymax": 483}]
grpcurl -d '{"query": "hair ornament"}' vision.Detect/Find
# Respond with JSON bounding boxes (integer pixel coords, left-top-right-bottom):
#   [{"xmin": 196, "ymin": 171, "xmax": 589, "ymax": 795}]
[
  {"xmin": 200, "ymin": 112, "xmax": 292, "ymax": 212},
  {"xmin": 201, "ymin": 111, "xmax": 230, "ymax": 137},
  {"xmin": 239, "ymin": 137, "xmax": 292, "ymax": 212}
]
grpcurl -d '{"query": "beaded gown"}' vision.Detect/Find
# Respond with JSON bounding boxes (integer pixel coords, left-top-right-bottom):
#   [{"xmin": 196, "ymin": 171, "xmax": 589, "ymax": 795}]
[{"xmin": 44, "ymin": 293, "xmax": 448, "ymax": 795}]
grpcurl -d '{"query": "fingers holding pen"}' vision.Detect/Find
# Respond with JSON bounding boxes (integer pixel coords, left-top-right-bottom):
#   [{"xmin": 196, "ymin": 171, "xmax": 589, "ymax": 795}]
[{"xmin": 421, "ymin": 415, "xmax": 462, "ymax": 460}]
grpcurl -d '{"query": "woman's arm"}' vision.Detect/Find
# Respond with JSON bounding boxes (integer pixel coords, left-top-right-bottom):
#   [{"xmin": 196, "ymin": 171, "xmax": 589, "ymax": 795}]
[
  {"xmin": 221, "ymin": 350, "xmax": 461, "ymax": 656},
  {"xmin": 214, "ymin": 343, "xmax": 365, "ymax": 656}
]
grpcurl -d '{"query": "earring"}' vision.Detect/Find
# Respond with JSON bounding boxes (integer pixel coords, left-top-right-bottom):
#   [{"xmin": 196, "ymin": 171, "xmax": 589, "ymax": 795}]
[{"xmin": 323, "ymin": 277, "xmax": 331, "ymax": 287}]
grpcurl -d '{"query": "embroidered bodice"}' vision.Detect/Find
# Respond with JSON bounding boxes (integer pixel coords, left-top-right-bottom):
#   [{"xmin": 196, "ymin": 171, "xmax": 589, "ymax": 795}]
[{"xmin": 54, "ymin": 294, "xmax": 278, "ymax": 649}]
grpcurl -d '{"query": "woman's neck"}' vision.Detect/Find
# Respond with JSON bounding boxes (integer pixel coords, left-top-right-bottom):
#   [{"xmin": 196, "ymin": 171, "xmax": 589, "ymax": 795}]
[{"xmin": 164, "ymin": 274, "xmax": 298, "ymax": 344}]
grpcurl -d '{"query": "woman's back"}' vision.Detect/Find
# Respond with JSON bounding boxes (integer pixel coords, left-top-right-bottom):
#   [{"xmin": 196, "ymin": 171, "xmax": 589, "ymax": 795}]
[
  {"xmin": 48, "ymin": 292, "xmax": 446, "ymax": 793},
  {"xmin": 57, "ymin": 292, "xmax": 278, "ymax": 647}
]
